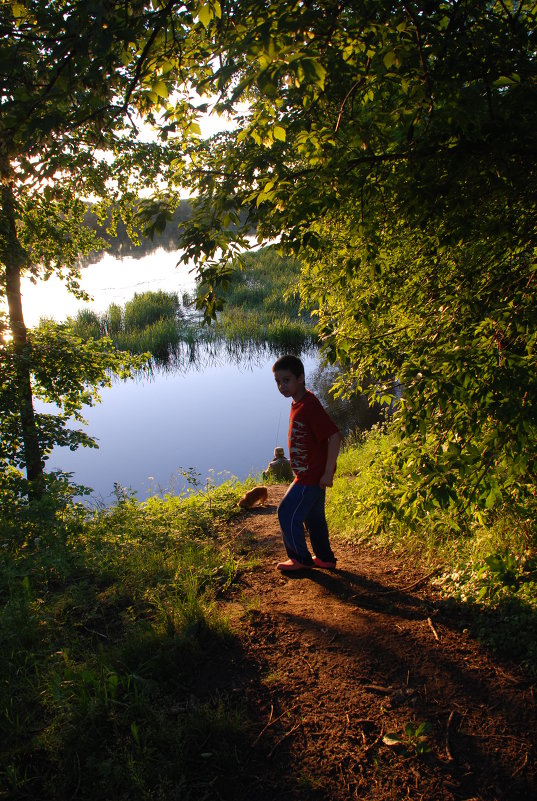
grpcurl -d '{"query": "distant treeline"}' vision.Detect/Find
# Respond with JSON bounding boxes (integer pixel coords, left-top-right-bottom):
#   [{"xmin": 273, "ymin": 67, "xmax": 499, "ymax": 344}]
[
  {"xmin": 81, "ymin": 199, "xmax": 194, "ymax": 265},
  {"xmin": 81, "ymin": 200, "xmax": 253, "ymax": 265}
]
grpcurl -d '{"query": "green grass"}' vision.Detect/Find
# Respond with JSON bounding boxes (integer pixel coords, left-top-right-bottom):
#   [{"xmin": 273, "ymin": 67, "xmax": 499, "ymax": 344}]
[
  {"xmin": 0, "ymin": 476, "xmax": 258, "ymax": 800},
  {"xmin": 67, "ymin": 290, "xmax": 183, "ymax": 357},
  {"xmin": 64, "ymin": 247, "xmax": 316, "ymax": 360},
  {"xmin": 4, "ymin": 425, "xmax": 536, "ymax": 797},
  {"xmin": 114, "ymin": 317, "xmax": 181, "ymax": 359},
  {"xmin": 327, "ymin": 424, "xmax": 537, "ymax": 674},
  {"xmin": 212, "ymin": 246, "xmax": 315, "ymax": 346}
]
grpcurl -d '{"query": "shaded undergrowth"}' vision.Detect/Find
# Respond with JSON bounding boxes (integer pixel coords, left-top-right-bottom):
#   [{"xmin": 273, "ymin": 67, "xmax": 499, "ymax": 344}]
[
  {"xmin": 327, "ymin": 425, "xmax": 537, "ymax": 676},
  {"xmin": 1, "ymin": 478, "xmax": 259, "ymax": 800}
]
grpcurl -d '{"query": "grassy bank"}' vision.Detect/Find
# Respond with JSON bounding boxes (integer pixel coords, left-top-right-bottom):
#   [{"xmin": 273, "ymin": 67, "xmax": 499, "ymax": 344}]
[
  {"xmin": 2, "ymin": 431, "xmax": 537, "ymax": 798},
  {"xmin": 327, "ymin": 426, "xmax": 537, "ymax": 674},
  {"xmin": 1, "ymin": 476, "xmax": 260, "ymax": 800}
]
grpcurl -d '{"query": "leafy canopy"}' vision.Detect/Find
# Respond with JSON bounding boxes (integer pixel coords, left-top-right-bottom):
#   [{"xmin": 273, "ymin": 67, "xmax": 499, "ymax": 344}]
[
  {"xmin": 0, "ymin": 0, "xmax": 212, "ymax": 486},
  {"xmin": 173, "ymin": 0, "xmax": 537, "ymax": 523}
]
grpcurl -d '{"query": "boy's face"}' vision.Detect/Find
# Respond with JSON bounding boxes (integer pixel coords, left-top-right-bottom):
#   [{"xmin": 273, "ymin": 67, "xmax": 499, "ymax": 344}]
[{"xmin": 273, "ymin": 368, "xmax": 305, "ymax": 402}]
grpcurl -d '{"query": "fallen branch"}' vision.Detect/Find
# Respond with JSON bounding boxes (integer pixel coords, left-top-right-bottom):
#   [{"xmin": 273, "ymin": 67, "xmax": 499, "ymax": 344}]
[
  {"xmin": 363, "ymin": 684, "xmax": 394, "ymax": 694},
  {"xmin": 83, "ymin": 626, "xmax": 108, "ymax": 639},
  {"xmin": 380, "ymin": 567, "xmax": 442, "ymax": 595}
]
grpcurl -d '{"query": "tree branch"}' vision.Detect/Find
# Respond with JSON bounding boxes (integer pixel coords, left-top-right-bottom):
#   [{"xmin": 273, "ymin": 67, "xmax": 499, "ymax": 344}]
[{"xmin": 122, "ymin": 0, "xmax": 178, "ymax": 112}]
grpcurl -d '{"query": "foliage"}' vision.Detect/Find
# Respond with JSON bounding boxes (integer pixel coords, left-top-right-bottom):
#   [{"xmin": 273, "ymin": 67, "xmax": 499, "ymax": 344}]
[
  {"xmin": 304, "ymin": 212, "xmax": 537, "ymax": 527},
  {"xmin": 327, "ymin": 427, "xmax": 537, "ymax": 673},
  {"xmin": 0, "ymin": 477, "xmax": 253, "ymax": 799},
  {"xmin": 383, "ymin": 721, "xmax": 432, "ymax": 757},
  {"xmin": 171, "ymin": 0, "xmax": 537, "ymax": 526},
  {"xmin": 0, "ymin": 0, "xmax": 206, "ymax": 490},
  {"xmin": 0, "ymin": 321, "xmax": 147, "ymax": 470},
  {"xmin": 218, "ymin": 245, "xmax": 305, "ymax": 319},
  {"xmin": 0, "ymin": 0, "xmax": 196, "ymax": 290},
  {"xmin": 0, "ymin": 467, "xmax": 91, "ymax": 548},
  {"xmin": 327, "ymin": 424, "xmax": 399, "ymax": 542},
  {"xmin": 212, "ymin": 244, "xmax": 315, "ymax": 346},
  {"xmin": 124, "ymin": 289, "xmax": 181, "ymax": 330}
]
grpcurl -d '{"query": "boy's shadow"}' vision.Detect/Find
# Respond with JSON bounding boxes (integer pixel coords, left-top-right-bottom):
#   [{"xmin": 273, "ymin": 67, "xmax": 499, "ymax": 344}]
[{"xmin": 284, "ymin": 566, "xmax": 432, "ymax": 622}]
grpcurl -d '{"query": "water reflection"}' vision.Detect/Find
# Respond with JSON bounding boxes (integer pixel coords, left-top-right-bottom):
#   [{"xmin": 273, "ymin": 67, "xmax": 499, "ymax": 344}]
[
  {"xmin": 145, "ymin": 336, "xmax": 317, "ymax": 375},
  {"xmin": 139, "ymin": 338, "xmax": 381, "ymax": 438},
  {"xmin": 43, "ymin": 340, "xmax": 380, "ymax": 504}
]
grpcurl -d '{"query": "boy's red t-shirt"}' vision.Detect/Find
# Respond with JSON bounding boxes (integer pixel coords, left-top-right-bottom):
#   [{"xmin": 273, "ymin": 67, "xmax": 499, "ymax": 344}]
[{"xmin": 288, "ymin": 390, "xmax": 340, "ymax": 485}]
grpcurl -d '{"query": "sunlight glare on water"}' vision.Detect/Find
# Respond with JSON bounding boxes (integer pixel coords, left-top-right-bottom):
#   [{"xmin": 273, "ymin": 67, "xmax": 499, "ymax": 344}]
[{"xmin": 19, "ymin": 248, "xmax": 197, "ymax": 328}]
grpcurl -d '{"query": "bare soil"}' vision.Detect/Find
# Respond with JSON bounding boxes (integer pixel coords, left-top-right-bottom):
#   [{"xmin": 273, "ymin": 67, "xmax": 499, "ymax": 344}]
[{"xmin": 193, "ymin": 485, "xmax": 537, "ymax": 800}]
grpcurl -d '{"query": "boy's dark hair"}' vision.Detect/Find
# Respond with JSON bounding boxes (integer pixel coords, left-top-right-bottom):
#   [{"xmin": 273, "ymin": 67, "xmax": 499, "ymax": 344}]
[{"xmin": 272, "ymin": 355, "xmax": 305, "ymax": 378}]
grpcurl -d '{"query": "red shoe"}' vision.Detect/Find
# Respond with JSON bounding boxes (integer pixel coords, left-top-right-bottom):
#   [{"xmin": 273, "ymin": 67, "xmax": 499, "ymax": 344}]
[
  {"xmin": 277, "ymin": 558, "xmax": 312, "ymax": 572},
  {"xmin": 313, "ymin": 557, "xmax": 337, "ymax": 569}
]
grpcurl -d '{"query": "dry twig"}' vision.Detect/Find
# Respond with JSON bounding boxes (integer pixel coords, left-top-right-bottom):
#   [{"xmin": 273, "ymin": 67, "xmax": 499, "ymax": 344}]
[
  {"xmin": 363, "ymin": 727, "xmax": 385, "ymax": 754},
  {"xmin": 445, "ymin": 710, "xmax": 455, "ymax": 762},
  {"xmin": 363, "ymin": 684, "xmax": 393, "ymax": 694},
  {"xmin": 513, "ymin": 751, "xmax": 529, "ymax": 777},
  {"xmin": 300, "ymin": 653, "xmax": 316, "ymax": 675},
  {"xmin": 268, "ymin": 722, "xmax": 301, "ymax": 758},
  {"xmin": 427, "ymin": 617, "xmax": 440, "ymax": 641},
  {"xmin": 380, "ymin": 567, "xmax": 442, "ymax": 595},
  {"xmin": 251, "ymin": 704, "xmax": 299, "ymax": 748}
]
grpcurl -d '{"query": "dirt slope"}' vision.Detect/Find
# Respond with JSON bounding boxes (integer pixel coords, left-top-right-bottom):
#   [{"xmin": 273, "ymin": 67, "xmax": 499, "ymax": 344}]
[{"xmin": 200, "ymin": 485, "xmax": 536, "ymax": 800}]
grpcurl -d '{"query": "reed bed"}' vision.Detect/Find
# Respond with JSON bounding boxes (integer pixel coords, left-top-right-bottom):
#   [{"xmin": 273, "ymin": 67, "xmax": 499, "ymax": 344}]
[{"xmin": 65, "ymin": 247, "xmax": 317, "ymax": 361}]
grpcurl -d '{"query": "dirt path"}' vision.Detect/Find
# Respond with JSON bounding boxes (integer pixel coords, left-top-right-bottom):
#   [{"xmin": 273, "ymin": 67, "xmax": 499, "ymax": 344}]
[{"xmin": 203, "ymin": 485, "xmax": 536, "ymax": 800}]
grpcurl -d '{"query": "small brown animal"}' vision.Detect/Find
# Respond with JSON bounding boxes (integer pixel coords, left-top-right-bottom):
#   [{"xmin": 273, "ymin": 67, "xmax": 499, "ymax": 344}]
[{"xmin": 237, "ymin": 486, "xmax": 269, "ymax": 509}]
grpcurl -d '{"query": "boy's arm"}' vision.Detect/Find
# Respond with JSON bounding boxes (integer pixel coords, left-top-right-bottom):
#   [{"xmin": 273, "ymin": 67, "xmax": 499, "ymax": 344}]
[{"xmin": 320, "ymin": 431, "xmax": 342, "ymax": 488}]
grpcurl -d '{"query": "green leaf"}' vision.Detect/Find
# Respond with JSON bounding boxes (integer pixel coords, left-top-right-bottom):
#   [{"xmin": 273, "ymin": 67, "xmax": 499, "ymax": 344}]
[
  {"xmin": 197, "ymin": 2, "xmax": 220, "ymax": 28},
  {"xmin": 152, "ymin": 80, "xmax": 168, "ymax": 99},
  {"xmin": 493, "ymin": 74, "xmax": 520, "ymax": 87},
  {"xmin": 383, "ymin": 51, "xmax": 396, "ymax": 70}
]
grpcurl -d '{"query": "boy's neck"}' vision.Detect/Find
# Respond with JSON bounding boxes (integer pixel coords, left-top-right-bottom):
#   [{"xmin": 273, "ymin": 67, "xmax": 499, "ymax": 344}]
[{"xmin": 292, "ymin": 385, "xmax": 307, "ymax": 403}]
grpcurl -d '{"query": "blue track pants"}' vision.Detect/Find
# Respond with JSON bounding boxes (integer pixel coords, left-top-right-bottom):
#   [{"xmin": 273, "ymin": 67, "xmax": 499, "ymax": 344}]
[{"xmin": 277, "ymin": 482, "xmax": 336, "ymax": 565}]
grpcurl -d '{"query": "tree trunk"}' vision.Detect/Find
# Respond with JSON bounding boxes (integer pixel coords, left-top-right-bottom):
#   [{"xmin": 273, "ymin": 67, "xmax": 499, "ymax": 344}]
[{"xmin": 1, "ymin": 181, "xmax": 44, "ymax": 498}]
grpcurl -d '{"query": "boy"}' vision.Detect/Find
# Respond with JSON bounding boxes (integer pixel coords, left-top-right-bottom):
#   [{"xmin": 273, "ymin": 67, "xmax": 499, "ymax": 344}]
[{"xmin": 272, "ymin": 355, "xmax": 342, "ymax": 572}]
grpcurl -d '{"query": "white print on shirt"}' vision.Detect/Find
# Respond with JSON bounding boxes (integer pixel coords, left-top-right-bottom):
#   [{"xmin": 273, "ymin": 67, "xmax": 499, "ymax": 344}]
[{"xmin": 290, "ymin": 420, "xmax": 309, "ymax": 475}]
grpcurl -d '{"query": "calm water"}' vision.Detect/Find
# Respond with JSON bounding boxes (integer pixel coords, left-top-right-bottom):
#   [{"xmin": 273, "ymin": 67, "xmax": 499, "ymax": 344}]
[
  {"xmin": 24, "ymin": 249, "xmax": 378, "ymax": 503},
  {"xmin": 20, "ymin": 248, "xmax": 198, "ymax": 327},
  {"xmin": 38, "ymin": 346, "xmax": 321, "ymax": 503}
]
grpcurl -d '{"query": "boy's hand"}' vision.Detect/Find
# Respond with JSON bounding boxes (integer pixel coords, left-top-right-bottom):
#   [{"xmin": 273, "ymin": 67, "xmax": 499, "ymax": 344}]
[
  {"xmin": 320, "ymin": 432, "xmax": 341, "ymax": 488},
  {"xmin": 319, "ymin": 471, "xmax": 334, "ymax": 488}
]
